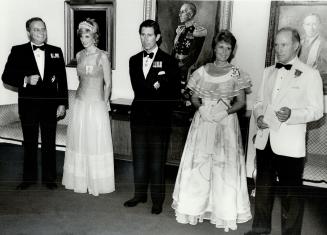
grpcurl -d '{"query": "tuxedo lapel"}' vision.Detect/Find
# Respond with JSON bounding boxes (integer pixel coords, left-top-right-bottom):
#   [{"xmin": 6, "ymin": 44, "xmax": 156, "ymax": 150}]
[
  {"xmin": 43, "ymin": 45, "xmax": 51, "ymax": 81},
  {"xmin": 146, "ymin": 49, "xmax": 163, "ymax": 82},
  {"xmin": 265, "ymin": 68, "xmax": 278, "ymax": 104},
  {"xmin": 24, "ymin": 43, "xmax": 41, "ymax": 77},
  {"xmin": 136, "ymin": 52, "xmax": 146, "ymax": 80}
]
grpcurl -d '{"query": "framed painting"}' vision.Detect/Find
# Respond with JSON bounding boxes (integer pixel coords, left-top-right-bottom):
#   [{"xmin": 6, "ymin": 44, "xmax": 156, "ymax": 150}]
[
  {"xmin": 143, "ymin": 0, "xmax": 233, "ymax": 67},
  {"xmin": 265, "ymin": 1, "xmax": 327, "ymax": 68},
  {"xmin": 64, "ymin": 1, "xmax": 116, "ymax": 68}
]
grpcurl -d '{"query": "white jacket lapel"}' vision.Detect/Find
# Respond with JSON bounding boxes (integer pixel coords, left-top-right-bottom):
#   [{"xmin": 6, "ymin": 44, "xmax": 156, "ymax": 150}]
[
  {"xmin": 273, "ymin": 58, "xmax": 300, "ymax": 104},
  {"xmin": 265, "ymin": 67, "xmax": 278, "ymax": 105}
]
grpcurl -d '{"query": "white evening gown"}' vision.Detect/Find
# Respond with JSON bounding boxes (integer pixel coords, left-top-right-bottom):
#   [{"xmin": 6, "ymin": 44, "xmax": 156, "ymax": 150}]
[
  {"xmin": 62, "ymin": 49, "xmax": 115, "ymax": 196},
  {"xmin": 172, "ymin": 65, "xmax": 252, "ymax": 231}
]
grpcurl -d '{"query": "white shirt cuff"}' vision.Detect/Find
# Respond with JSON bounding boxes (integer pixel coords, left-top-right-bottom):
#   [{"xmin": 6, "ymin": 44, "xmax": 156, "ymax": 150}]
[{"xmin": 23, "ymin": 77, "xmax": 27, "ymax": 87}]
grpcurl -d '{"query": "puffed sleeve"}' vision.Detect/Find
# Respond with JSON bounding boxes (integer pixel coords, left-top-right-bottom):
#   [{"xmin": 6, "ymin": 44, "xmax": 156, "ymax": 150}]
[
  {"xmin": 186, "ymin": 66, "xmax": 205, "ymax": 95},
  {"xmin": 233, "ymin": 67, "xmax": 252, "ymax": 95}
]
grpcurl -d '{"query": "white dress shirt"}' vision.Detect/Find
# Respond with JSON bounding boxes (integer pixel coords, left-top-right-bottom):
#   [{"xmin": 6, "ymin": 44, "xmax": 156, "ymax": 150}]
[
  {"xmin": 143, "ymin": 46, "xmax": 158, "ymax": 78},
  {"xmin": 272, "ymin": 57, "xmax": 296, "ymax": 100},
  {"xmin": 31, "ymin": 42, "xmax": 45, "ymax": 79}
]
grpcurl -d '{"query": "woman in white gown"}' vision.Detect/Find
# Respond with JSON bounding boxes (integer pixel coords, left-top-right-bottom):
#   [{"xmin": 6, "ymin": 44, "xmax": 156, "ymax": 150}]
[
  {"xmin": 172, "ymin": 30, "xmax": 252, "ymax": 231},
  {"xmin": 62, "ymin": 19, "xmax": 115, "ymax": 196}
]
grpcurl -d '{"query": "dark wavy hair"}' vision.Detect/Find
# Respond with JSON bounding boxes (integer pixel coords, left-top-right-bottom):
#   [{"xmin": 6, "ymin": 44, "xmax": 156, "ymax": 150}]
[
  {"xmin": 26, "ymin": 17, "xmax": 46, "ymax": 31},
  {"xmin": 139, "ymin": 19, "xmax": 161, "ymax": 36},
  {"xmin": 212, "ymin": 30, "xmax": 237, "ymax": 62},
  {"xmin": 138, "ymin": 19, "xmax": 162, "ymax": 46}
]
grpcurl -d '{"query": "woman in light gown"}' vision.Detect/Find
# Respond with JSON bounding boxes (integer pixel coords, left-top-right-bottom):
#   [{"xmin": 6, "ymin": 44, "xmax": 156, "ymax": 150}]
[
  {"xmin": 62, "ymin": 18, "xmax": 115, "ymax": 196},
  {"xmin": 172, "ymin": 30, "xmax": 252, "ymax": 232}
]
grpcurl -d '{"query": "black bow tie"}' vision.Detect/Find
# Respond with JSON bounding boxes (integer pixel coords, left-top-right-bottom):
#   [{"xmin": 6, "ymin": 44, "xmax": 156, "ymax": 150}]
[
  {"xmin": 275, "ymin": 63, "xmax": 292, "ymax": 70},
  {"xmin": 143, "ymin": 51, "xmax": 154, "ymax": 59},
  {"xmin": 33, "ymin": 44, "xmax": 45, "ymax": 51}
]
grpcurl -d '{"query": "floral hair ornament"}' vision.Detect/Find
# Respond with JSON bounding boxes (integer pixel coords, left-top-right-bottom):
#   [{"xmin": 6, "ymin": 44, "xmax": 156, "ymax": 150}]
[{"xmin": 78, "ymin": 21, "xmax": 96, "ymax": 33}]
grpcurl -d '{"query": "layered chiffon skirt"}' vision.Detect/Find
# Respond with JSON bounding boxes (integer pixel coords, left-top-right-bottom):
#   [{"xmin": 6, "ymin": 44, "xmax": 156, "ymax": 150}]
[{"xmin": 62, "ymin": 98, "xmax": 115, "ymax": 196}]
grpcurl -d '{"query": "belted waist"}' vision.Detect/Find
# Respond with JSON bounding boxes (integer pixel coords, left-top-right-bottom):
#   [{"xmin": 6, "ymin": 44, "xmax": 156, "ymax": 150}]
[{"xmin": 175, "ymin": 54, "xmax": 188, "ymax": 60}]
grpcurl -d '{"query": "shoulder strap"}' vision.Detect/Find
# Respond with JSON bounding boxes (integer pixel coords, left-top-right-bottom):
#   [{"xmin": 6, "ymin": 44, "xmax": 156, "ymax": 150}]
[{"xmin": 96, "ymin": 50, "xmax": 103, "ymax": 66}]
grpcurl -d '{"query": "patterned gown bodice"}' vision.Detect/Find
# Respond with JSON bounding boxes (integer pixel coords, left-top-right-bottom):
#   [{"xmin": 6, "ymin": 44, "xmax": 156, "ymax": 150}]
[
  {"xmin": 76, "ymin": 49, "xmax": 105, "ymax": 102},
  {"xmin": 187, "ymin": 65, "xmax": 251, "ymax": 105}
]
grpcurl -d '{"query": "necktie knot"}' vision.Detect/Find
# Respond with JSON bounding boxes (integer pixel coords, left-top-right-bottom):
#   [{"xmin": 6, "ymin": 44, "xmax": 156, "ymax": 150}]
[
  {"xmin": 143, "ymin": 51, "xmax": 154, "ymax": 59},
  {"xmin": 33, "ymin": 44, "xmax": 45, "ymax": 51},
  {"xmin": 275, "ymin": 63, "xmax": 292, "ymax": 70}
]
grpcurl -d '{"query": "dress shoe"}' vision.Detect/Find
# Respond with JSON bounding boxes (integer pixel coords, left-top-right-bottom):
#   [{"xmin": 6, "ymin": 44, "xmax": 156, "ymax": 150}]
[
  {"xmin": 123, "ymin": 197, "xmax": 147, "ymax": 207},
  {"xmin": 16, "ymin": 182, "xmax": 35, "ymax": 190},
  {"xmin": 45, "ymin": 182, "xmax": 58, "ymax": 190},
  {"xmin": 151, "ymin": 205, "xmax": 162, "ymax": 214}
]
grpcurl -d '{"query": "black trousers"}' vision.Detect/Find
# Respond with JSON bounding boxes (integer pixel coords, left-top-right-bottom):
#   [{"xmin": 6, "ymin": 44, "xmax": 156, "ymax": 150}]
[
  {"xmin": 130, "ymin": 123, "xmax": 170, "ymax": 206},
  {"xmin": 252, "ymin": 140, "xmax": 305, "ymax": 235},
  {"xmin": 19, "ymin": 104, "xmax": 57, "ymax": 183}
]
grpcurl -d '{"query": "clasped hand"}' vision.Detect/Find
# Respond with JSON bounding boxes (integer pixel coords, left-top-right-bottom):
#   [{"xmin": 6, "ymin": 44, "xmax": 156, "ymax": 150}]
[
  {"xmin": 198, "ymin": 104, "xmax": 228, "ymax": 123},
  {"xmin": 25, "ymin": 75, "xmax": 40, "ymax": 85},
  {"xmin": 57, "ymin": 105, "xmax": 66, "ymax": 119},
  {"xmin": 257, "ymin": 106, "xmax": 291, "ymax": 129},
  {"xmin": 275, "ymin": 107, "xmax": 291, "ymax": 122}
]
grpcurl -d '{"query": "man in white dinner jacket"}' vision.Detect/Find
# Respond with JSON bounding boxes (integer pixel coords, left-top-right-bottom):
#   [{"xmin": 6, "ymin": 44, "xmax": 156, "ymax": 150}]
[{"xmin": 246, "ymin": 27, "xmax": 323, "ymax": 235}]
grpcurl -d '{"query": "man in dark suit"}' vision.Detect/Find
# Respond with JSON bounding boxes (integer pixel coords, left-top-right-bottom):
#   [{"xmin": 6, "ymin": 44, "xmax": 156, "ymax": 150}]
[
  {"xmin": 124, "ymin": 19, "xmax": 180, "ymax": 214},
  {"xmin": 2, "ymin": 17, "xmax": 68, "ymax": 190}
]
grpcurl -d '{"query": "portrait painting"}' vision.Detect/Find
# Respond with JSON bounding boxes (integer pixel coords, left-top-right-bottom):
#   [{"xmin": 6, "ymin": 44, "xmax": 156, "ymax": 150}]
[
  {"xmin": 152, "ymin": 0, "xmax": 233, "ymax": 68},
  {"xmin": 266, "ymin": 1, "xmax": 327, "ymax": 68},
  {"xmin": 143, "ymin": 0, "xmax": 232, "ymax": 66},
  {"xmin": 64, "ymin": 1, "xmax": 115, "ymax": 68}
]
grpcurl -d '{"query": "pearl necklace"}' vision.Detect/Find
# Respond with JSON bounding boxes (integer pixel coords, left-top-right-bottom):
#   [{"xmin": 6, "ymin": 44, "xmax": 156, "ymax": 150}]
[
  {"xmin": 214, "ymin": 60, "xmax": 229, "ymax": 67},
  {"xmin": 85, "ymin": 47, "xmax": 97, "ymax": 56}
]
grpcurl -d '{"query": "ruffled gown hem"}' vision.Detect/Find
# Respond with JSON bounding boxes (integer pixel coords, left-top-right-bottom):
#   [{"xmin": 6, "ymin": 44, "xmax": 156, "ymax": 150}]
[{"xmin": 172, "ymin": 201, "xmax": 252, "ymax": 232}]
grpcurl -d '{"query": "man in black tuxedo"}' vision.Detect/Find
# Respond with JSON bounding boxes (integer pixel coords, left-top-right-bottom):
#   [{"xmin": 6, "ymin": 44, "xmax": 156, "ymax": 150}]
[
  {"xmin": 124, "ymin": 20, "xmax": 180, "ymax": 214},
  {"xmin": 2, "ymin": 17, "xmax": 68, "ymax": 190}
]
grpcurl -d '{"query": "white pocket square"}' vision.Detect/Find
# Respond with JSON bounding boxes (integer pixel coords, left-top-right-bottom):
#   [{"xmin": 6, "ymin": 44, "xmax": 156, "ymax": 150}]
[{"xmin": 158, "ymin": 71, "xmax": 166, "ymax": 75}]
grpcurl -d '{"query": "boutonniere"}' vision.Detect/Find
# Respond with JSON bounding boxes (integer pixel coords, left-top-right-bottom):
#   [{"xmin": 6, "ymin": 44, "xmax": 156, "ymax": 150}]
[
  {"xmin": 153, "ymin": 61, "xmax": 162, "ymax": 68},
  {"xmin": 51, "ymin": 75, "xmax": 56, "ymax": 83},
  {"xmin": 153, "ymin": 81, "xmax": 160, "ymax": 90},
  {"xmin": 231, "ymin": 67, "xmax": 241, "ymax": 79},
  {"xmin": 294, "ymin": 69, "xmax": 302, "ymax": 78},
  {"xmin": 50, "ymin": 53, "xmax": 60, "ymax": 59}
]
